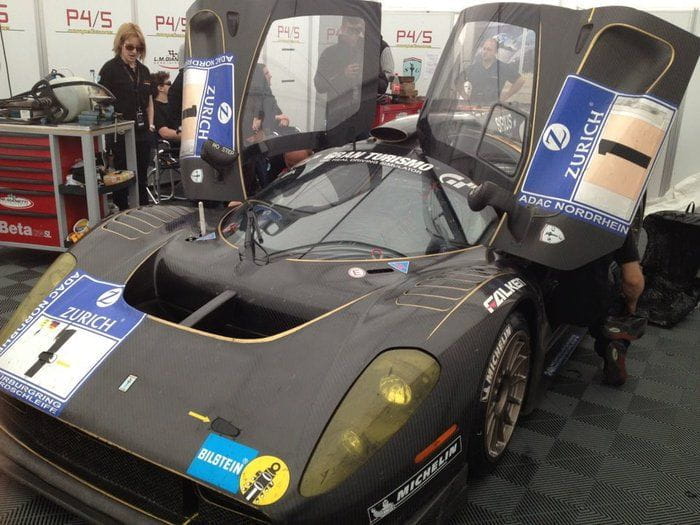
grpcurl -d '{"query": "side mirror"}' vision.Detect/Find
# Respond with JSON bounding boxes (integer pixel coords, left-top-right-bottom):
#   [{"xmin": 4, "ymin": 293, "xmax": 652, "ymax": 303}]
[{"xmin": 468, "ymin": 181, "xmax": 533, "ymax": 242}]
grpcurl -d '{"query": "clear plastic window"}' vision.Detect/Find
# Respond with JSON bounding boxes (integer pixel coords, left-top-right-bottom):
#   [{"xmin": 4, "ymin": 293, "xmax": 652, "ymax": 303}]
[
  {"xmin": 241, "ymin": 15, "xmax": 365, "ymax": 150},
  {"xmin": 424, "ymin": 21, "xmax": 536, "ymax": 172}
]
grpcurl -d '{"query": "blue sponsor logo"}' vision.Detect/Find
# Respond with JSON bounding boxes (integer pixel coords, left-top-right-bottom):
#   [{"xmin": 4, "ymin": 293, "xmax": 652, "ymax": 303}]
[
  {"xmin": 518, "ymin": 75, "xmax": 675, "ymax": 236},
  {"xmin": 187, "ymin": 433, "xmax": 259, "ymax": 493}
]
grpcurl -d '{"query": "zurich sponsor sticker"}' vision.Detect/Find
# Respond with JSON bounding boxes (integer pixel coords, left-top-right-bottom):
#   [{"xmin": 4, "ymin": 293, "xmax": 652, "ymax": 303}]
[
  {"xmin": 0, "ymin": 271, "xmax": 145, "ymax": 416},
  {"xmin": 388, "ymin": 261, "xmax": 410, "ymax": 274},
  {"xmin": 518, "ymin": 75, "xmax": 676, "ymax": 236},
  {"xmin": 187, "ymin": 433, "xmax": 259, "ymax": 494}
]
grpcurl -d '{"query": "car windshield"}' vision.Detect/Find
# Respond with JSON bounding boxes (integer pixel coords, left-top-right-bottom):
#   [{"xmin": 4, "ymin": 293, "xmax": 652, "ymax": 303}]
[{"xmin": 221, "ymin": 150, "xmax": 497, "ymax": 259}]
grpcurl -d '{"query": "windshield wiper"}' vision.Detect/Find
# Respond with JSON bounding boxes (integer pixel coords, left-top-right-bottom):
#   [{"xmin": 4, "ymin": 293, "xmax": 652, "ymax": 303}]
[{"xmin": 240, "ymin": 206, "xmax": 266, "ymax": 263}]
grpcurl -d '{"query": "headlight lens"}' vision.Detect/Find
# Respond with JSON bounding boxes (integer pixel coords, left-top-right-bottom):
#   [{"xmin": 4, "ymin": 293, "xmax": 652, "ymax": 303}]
[
  {"xmin": 0, "ymin": 252, "xmax": 76, "ymax": 346},
  {"xmin": 300, "ymin": 349, "xmax": 440, "ymax": 497}
]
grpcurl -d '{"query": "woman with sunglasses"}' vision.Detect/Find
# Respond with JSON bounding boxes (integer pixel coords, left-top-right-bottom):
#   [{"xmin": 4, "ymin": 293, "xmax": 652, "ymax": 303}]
[
  {"xmin": 150, "ymin": 71, "xmax": 180, "ymax": 145},
  {"xmin": 98, "ymin": 22, "xmax": 155, "ymax": 209}
]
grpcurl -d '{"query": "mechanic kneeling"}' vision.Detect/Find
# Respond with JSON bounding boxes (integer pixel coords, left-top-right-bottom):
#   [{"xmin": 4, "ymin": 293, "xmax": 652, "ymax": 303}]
[{"xmin": 548, "ymin": 231, "xmax": 645, "ymax": 386}]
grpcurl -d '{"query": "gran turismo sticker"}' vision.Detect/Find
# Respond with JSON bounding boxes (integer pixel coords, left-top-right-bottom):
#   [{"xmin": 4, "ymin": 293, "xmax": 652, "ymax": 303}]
[
  {"xmin": 367, "ymin": 436, "xmax": 462, "ymax": 523},
  {"xmin": 481, "ymin": 324, "xmax": 512, "ymax": 401},
  {"xmin": 539, "ymin": 224, "xmax": 565, "ymax": 244},
  {"xmin": 0, "ymin": 271, "xmax": 145, "ymax": 416},
  {"xmin": 388, "ymin": 261, "xmax": 410, "ymax": 274},
  {"xmin": 519, "ymin": 75, "xmax": 676, "ymax": 236},
  {"xmin": 348, "ymin": 267, "xmax": 367, "ymax": 278},
  {"xmin": 240, "ymin": 455, "xmax": 290, "ymax": 506},
  {"xmin": 320, "ymin": 151, "xmax": 433, "ymax": 174},
  {"xmin": 187, "ymin": 433, "xmax": 259, "ymax": 494},
  {"xmin": 483, "ymin": 278, "xmax": 526, "ymax": 313}
]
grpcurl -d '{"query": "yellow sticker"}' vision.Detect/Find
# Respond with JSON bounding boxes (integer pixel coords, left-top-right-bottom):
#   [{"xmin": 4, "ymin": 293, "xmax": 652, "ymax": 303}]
[{"xmin": 239, "ymin": 455, "xmax": 290, "ymax": 506}]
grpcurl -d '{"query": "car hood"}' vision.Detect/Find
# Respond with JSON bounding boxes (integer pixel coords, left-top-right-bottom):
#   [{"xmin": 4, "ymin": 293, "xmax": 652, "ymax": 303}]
[{"xmin": 3, "ymin": 205, "xmax": 505, "ymax": 512}]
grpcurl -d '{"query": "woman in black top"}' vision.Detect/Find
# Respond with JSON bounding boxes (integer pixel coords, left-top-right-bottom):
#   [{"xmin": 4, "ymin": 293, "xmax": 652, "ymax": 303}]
[{"xmin": 98, "ymin": 22, "xmax": 154, "ymax": 208}]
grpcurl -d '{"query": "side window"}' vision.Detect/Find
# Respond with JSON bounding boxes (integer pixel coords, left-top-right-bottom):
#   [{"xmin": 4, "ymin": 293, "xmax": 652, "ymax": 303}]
[
  {"xmin": 478, "ymin": 105, "xmax": 527, "ymax": 176},
  {"xmin": 241, "ymin": 15, "xmax": 365, "ymax": 150}
]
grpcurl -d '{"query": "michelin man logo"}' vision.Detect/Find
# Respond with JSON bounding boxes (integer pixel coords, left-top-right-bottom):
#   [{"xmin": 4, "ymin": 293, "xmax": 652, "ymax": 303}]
[
  {"xmin": 218, "ymin": 102, "xmax": 232, "ymax": 124},
  {"xmin": 542, "ymin": 123, "xmax": 570, "ymax": 151}
]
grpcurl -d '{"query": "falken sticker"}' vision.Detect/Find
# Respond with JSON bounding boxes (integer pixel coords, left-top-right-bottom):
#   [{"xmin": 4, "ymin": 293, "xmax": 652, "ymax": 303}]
[
  {"xmin": 388, "ymin": 261, "xmax": 410, "ymax": 274},
  {"xmin": 181, "ymin": 54, "xmax": 236, "ymax": 160},
  {"xmin": 483, "ymin": 278, "xmax": 526, "ymax": 313},
  {"xmin": 367, "ymin": 436, "xmax": 462, "ymax": 523},
  {"xmin": 539, "ymin": 224, "xmax": 565, "ymax": 244},
  {"xmin": 0, "ymin": 194, "xmax": 34, "ymax": 210},
  {"xmin": 518, "ymin": 75, "xmax": 676, "ymax": 236},
  {"xmin": 0, "ymin": 271, "xmax": 145, "ymax": 416},
  {"xmin": 240, "ymin": 455, "xmax": 291, "ymax": 506},
  {"xmin": 187, "ymin": 433, "xmax": 259, "ymax": 494}
]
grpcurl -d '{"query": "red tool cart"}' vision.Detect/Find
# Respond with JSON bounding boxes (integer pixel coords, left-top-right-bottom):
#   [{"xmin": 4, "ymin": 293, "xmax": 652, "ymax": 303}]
[
  {"xmin": 0, "ymin": 121, "xmax": 137, "ymax": 251},
  {"xmin": 373, "ymin": 101, "xmax": 424, "ymax": 128}
]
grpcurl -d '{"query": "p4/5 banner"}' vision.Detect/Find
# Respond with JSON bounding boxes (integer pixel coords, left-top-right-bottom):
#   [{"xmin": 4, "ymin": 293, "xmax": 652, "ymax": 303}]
[
  {"xmin": 181, "ymin": 54, "xmax": 236, "ymax": 159},
  {"xmin": 518, "ymin": 75, "xmax": 675, "ymax": 237}
]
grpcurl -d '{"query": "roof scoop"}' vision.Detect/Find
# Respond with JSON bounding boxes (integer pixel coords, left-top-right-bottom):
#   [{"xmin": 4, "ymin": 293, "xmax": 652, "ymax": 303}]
[{"xmin": 370, "ymin": 114, "xmax": 419, "ymax": 143}]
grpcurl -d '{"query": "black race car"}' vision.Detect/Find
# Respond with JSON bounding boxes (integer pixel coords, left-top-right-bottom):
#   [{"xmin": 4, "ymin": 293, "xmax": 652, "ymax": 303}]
[{"xmin": 1, "ymin": 2, "xmax": 698, "ymax": 524}]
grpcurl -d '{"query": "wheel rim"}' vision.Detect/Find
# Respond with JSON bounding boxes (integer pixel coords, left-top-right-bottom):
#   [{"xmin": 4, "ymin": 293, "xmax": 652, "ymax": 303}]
[{"xmin": 484, "ymin": 330, "xmax": 530, "ymax": 459}]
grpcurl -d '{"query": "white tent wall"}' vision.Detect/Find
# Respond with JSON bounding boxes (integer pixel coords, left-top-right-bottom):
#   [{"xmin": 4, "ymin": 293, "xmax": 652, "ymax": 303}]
[{"xmin": 0, "ymin": 1, "xmax": 696, "ymax": 199}]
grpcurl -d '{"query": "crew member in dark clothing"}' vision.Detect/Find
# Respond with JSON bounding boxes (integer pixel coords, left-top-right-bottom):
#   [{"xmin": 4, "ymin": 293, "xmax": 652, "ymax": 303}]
[
  {"xmin": 151, "ymin": 71, "xmax": 180, "ymax": 145},
  {"xmin": 549, "ymin": 231, "xmax": 645, "ymax": 386},
  {"xmin": 314, "ymin": 17, "xmax": 369, "ymax": 129},
  {"xmin": 459, "ymin": 37, "xmax": 524, "ymax": 105},
  {"xmin": 98, "ymin": 22, "xmax": 154, "ymax": 208},
  {"xmin": 168, "ymin": 43, "xmax": 185, "ymax": 130}
]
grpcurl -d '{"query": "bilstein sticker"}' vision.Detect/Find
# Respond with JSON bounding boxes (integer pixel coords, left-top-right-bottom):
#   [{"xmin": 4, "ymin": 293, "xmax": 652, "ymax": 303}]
[
  {"xmin": 187, "ymin": 433, "xmax": 259, "ymax": 494},
  {"xmin": 239, "ymin": 455, "xmax": 291, "ymax": 506},
  {"xmin": 367, "ymin": 436, "xmax": 462, "ymax": 523}
]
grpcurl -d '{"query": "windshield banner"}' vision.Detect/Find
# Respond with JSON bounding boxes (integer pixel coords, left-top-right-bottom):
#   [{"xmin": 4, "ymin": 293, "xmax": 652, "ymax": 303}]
[
  {"xmin": 518, "ymin": 75, "xmax": 675, "ymax": 236},
  {"xmin": 181, "ymin": 54, "xmax": 236, "ymax": 159}
]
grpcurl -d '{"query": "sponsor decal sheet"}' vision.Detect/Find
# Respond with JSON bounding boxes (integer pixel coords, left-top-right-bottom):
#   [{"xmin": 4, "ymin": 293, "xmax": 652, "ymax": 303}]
[
  {"xmin": 181, "ymin": 54, "xmax": 236, "ymax": 159},
  {"xmin": 519, "ymin": 75, "xmax": 675, "ymax": 236},
  {"xmin": 0, "ymin": 270, "xmax": 144, "ymax": 416}
]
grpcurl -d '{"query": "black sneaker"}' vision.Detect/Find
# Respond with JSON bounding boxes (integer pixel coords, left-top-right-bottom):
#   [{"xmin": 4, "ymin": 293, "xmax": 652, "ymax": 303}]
[
  {"xmin": 603, "ymin": 313, "xmax": 647, "ymax": 341},
  {"xmin": 602, "ymin": 341, "xmax": 628, "ymax": 386}
]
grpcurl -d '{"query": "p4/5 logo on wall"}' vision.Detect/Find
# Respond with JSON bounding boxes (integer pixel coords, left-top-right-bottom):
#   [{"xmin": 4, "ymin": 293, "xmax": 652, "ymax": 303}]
[{"xmin": 483, "ymin": 278, "xmax": 526, "ymax": 313}]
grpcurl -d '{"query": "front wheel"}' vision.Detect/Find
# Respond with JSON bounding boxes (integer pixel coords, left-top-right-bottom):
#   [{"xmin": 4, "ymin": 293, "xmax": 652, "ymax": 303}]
[{"xmin": 469, "ymin": 312, "xmax": 531, "ymax": 477}]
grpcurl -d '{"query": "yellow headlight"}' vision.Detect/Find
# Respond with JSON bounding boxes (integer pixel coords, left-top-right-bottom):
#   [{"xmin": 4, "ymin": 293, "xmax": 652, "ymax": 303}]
[
  {"xmin": 0, "ymin": 252, "xmax": 76, "ymax": 346},
  {"xmin": 300, "ymin": 349, "xmax": 440, "ymax": 497}
]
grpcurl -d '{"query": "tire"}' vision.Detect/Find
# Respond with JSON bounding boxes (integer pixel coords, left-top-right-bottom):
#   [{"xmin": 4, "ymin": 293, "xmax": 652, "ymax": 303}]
[{"xmin": 468, "ymin": 311, "xmax": 531, "ymax": 477}]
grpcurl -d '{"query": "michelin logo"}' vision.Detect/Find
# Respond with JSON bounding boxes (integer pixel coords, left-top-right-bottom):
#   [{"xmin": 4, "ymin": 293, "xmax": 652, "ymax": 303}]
[{"xmin": 367, "ymin": 436, "xmax": 462, "ymax": 523}]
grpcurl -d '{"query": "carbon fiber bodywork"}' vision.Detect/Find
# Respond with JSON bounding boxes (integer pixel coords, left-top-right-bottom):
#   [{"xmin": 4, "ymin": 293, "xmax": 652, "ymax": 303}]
[{"xmin": 2, "ymin": 2, "xmax": 698, "ymax": 524}]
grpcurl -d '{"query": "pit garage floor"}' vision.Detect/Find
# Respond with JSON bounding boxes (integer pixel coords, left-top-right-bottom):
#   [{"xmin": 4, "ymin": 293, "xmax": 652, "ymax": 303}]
[{"xmin": 0, "ymin": 246, "xmax": 698, "ymax": 525}]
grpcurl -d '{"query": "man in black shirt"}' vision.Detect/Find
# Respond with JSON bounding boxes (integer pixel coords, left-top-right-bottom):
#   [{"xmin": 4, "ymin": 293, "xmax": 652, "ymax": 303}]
[{"xmin": 460, "ymin": 37, "xmax": 525, "ymax": 105}]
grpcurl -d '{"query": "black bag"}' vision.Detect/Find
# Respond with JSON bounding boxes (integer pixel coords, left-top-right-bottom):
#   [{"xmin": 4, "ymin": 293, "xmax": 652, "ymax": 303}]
[{"xmin": 639, "ymin": 203, "xmax": 700, "ymax": 327}]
